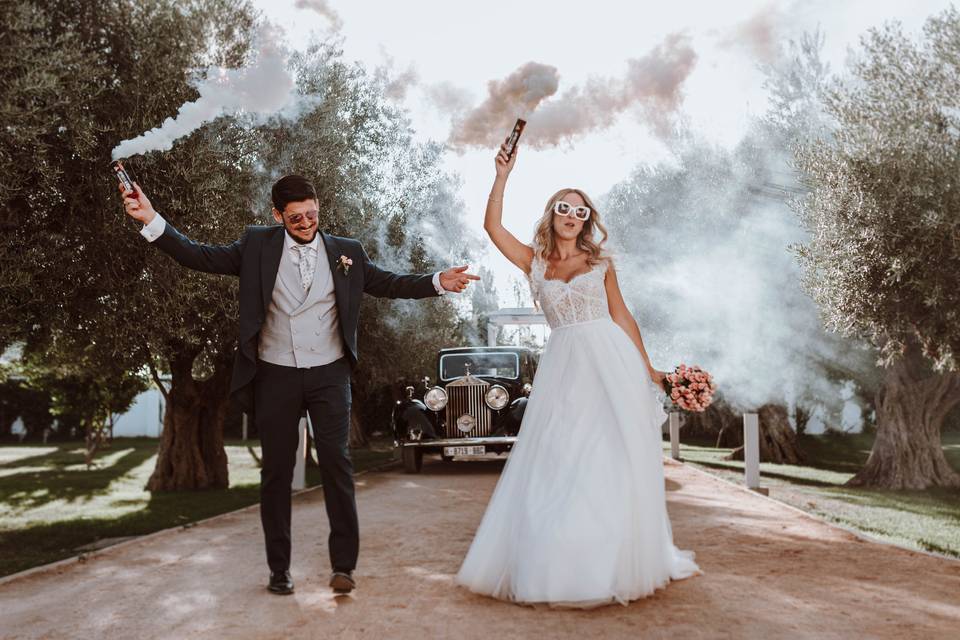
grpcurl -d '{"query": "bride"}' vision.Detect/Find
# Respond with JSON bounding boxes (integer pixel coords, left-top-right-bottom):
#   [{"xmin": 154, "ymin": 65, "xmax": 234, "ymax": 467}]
[{"xmin": 455, "ymin": 143, "xmax": 702, "ymax": 607}]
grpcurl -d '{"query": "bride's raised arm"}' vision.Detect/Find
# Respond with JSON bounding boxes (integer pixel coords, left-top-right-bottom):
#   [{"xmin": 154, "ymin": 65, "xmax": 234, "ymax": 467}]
[{"xmin": 485, "ymin": 144, "xmax": 534, "ymax": 274}]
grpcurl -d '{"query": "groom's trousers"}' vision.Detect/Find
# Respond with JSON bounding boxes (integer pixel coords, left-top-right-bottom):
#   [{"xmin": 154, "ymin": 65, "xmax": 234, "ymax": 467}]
[{"xmin": 253, "ymin": 357, "xmax": 359, "ymax": 574}]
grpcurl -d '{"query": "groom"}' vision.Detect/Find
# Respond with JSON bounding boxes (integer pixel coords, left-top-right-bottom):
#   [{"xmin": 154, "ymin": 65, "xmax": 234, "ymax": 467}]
[{"xmin": 120, "ymin": 174, "xmax": 478, "ymax": 595}]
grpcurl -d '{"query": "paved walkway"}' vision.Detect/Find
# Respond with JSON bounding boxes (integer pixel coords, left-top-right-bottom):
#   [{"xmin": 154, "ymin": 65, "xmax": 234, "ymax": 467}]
[{"xmin": 2, "ymin": 458, "xmax": 959, "ymax": 639}]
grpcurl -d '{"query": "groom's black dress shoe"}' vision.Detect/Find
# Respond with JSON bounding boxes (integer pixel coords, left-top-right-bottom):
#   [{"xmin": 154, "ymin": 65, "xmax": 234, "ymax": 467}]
[
  {"xmin": 330, "ymin": 571, "xmax": 356, "ymax": 594},
  {"xmin": 267, "ymin": 570, "xmax": 294, "ymax": 595}
]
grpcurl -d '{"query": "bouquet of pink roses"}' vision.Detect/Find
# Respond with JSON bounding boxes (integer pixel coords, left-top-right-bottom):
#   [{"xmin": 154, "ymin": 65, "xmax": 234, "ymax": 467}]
[{"xmin": 661, "ymin": 364, "xmax": 716, "ymax": 412}]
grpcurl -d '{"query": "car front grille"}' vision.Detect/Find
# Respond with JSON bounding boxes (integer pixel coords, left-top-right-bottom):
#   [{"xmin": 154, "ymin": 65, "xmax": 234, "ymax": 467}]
[{"xmin": 445, "ymin": 375, "xmax": 492, "ymax": 437}]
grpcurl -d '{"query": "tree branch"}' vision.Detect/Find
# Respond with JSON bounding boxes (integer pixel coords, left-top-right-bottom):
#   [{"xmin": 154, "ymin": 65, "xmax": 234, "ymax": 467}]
[{"xmin": 147, "ymin": 356, "xmax": 169, "ymax": 402}]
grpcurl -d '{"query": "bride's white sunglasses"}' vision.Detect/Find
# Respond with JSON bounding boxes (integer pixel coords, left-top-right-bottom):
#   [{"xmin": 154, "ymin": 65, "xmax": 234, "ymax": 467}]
[{"xmin": 553, "ymin": 200, "xmax": 592, "ymax": 221}]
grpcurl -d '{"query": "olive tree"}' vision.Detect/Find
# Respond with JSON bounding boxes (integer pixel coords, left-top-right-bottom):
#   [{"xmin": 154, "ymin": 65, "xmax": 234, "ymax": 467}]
[
  {"xmin": 791, "ymin": 9, "xmax": 960, "ymax": 488},
  {"xmin": 0, "ymin": 0, "xmax": 259, "ymax": 489}
]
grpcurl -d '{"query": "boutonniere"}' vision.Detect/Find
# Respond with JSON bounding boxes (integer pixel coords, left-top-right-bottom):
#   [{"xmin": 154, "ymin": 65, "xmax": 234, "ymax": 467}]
[{"xmin": 336, "ymin": 255, "xmax": 353, "ymax": 275}]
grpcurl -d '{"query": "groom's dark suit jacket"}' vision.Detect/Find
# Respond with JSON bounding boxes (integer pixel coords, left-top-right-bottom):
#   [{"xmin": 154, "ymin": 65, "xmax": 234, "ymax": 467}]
[{"xmin": 153, "ymin": 222, "xmax": 439, "ymax": 412}]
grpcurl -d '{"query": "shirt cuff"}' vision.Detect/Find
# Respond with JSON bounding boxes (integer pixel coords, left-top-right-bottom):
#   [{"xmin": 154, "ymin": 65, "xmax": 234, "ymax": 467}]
[
  {"xmin": 140, "ymin": 213, "xmax": 166, "ymax": 242},
  {"xmin": 432, "ymin": 271, "xmax": 447, "ymax": 296}
]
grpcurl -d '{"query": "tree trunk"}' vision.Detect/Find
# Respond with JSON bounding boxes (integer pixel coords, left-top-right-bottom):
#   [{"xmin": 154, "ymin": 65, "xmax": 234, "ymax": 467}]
[
  {"xmin": 794, "ymin": 404, "xmax": 811, "ymax": 436},
  {"xmin": 349, "ymin": 407, "xmax": 368, "ymax": 449},
  {"xmin": 680, "ymin": 397, "xmax": 740, "ymax": 443},
  {"xmin": 84, "ymin": 419, "xmax": 106, "ymax": 469},
  {"xmin": 348, "ymin": 380, "xmax": 369, "ymax": 448},
  {"xmin": 848, "ymin": 337, "xmax": 960, "ymax": 489},
  {"xmin": 725, "ymin": 403, "xmax": 805, "ymax": 464},
  {"xmin": 146, "ymin": 351, "xmax": 232, "ymax": 491}
]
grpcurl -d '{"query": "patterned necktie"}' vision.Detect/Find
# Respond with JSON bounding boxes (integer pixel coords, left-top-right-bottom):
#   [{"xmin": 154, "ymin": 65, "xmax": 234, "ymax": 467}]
[{"xmin": 293, "ymin": 244, "xmax": 317, "ymax": 292}]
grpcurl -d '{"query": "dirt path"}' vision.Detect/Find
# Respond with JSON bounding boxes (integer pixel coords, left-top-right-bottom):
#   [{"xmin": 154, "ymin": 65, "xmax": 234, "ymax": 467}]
[{"xmin": 2, "ymin": 458, "xmax": 959, "ymax": 639}]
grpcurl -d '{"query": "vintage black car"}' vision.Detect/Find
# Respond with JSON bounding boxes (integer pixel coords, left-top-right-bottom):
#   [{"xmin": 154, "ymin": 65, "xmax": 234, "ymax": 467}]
[{"xmin": 392, "ymin": 346, "xmax": 539, "ymax": 473}]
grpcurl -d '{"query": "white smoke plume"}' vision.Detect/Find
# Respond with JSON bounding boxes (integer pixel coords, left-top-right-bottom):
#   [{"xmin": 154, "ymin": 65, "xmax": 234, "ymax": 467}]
[
  {"xmin": 447, "ymin": 33, "xmax": 697, "ymax": 151},
  {"xmin": 425, "ymin": 81, "xmax": 476, "ymax": 115},
  {"xmin": 293, "ymin": 0, "xmax": 343, "ymax": 30},
  {"xmin": 111, "ymin": 23, "xmax": 304, "ymax": 160},
  {"xmin": 602, "ymin": 131, "xmax": 878, "ymax": 428}
]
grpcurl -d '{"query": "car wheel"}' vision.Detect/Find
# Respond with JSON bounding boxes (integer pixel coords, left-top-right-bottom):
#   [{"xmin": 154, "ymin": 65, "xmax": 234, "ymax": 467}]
[{"xmin": 401, "ymin": 447, "xmax": 423, "ymax": 473}]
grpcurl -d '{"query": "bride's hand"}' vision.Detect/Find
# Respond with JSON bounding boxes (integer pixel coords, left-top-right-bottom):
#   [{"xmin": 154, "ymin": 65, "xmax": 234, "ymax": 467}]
[
  {"xmin": 495, "ymin": 143, "xmax": 517, "ymax": 178},
  {"xmin": 649, "ymin": 369, "xmax": 667, "ymax": 389}
]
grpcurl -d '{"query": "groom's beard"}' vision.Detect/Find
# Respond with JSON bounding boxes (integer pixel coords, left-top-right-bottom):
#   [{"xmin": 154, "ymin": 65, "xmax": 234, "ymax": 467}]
[{"xmin": 286, "ymin": 224, "xmax": 319, "ymax": 244}]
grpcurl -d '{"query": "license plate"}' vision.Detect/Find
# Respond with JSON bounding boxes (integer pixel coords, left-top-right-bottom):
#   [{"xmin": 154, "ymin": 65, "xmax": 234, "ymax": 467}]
[{"xmin": 443, "ymin": 446, "xmax": 485, "ymax": 457}]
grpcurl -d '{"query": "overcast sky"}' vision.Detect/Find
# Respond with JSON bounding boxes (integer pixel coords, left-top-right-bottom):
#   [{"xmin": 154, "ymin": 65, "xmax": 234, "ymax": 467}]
[{"xmin": 252, "ymin": 0, "xmax": 951, "ymax": 301}]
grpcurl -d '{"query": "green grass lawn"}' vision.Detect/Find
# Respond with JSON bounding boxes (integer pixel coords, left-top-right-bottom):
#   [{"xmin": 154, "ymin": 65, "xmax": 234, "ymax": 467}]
[
  {"xmin": 665, "ymin": 431, "xmax": 960, "ymax": 559},
  {"xmin": 0, "ymin": 438, "xmax": 396, "ymax": 577}
]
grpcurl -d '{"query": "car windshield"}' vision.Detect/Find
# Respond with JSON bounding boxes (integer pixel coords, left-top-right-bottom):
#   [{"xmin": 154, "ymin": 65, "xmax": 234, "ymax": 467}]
[{"xmin": 440, "ymin": 352, "xmax": 519, "ymax": 380}]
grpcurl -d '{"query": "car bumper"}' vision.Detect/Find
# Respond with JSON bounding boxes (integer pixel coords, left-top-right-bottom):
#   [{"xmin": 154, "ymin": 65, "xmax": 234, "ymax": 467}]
[{"xmin": 399, "ymin": 436, "xmax": 518, "ymax": 449}]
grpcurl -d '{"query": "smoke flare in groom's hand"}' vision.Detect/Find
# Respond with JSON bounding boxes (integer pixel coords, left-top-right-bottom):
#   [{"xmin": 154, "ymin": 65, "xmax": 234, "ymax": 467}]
[
  {"xmin": 118, "ymin": 180, "xmax": 157, "ymax": 226},
  {"xmin": 112, "ymin": 161, "xmax": 138, "ymax": 199}
]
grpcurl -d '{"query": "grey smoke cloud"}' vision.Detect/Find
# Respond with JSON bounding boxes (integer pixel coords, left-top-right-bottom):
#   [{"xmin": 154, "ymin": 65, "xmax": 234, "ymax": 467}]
[
  {"xmin": 374, "ymin": 54, "xmax": 420, "ymax": 102},
  {"xmin": 446, "ymin": 33, "xmax": 697, "ymax": 151},
  {"xmin": 111, "ymin": 23, "xmax": 307, "ymax": 160},
  {"xmin": 293, "ymin": 0, "xmax": 343, "ymax": 30}
]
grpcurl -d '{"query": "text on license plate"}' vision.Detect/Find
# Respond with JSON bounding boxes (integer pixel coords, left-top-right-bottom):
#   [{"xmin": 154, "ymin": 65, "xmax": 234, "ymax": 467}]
[{"xmin": 443, "ymin": 446, "xmax": 485, "ymax": 457}]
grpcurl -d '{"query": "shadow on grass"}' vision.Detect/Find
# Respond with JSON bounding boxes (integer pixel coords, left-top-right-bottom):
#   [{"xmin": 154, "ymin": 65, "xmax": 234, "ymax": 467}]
[
  {"xmin": 817, "ymin": 484, "xmax": 960, "ymax": 520},
  {"xmin": 0, "ymin": 484, "xmax": 262, "ymax": 577},
  {"xmin": 691, "ymin": 460, "xmax": 846, "ymax": 488},
  {"xmin": 0, "ymin": 442, "xmax": 397, "ymax": 578},
  {"xmin": 0, "ymin": 446, "xmax": 156, "ymax": 510},
  {"xmin": 671, "ymin": 432, "xmax": 960, "ymax": 558}
]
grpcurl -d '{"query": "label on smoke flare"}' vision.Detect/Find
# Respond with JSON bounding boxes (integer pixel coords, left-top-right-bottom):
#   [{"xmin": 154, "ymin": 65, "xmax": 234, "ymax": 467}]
[
  {"xmin": 505, "ymin": 118, "xmax": 526, "ymax": 156},
  {"xmin": 112, "ymin": 161, "xmax": 135, "ymax": 194}
]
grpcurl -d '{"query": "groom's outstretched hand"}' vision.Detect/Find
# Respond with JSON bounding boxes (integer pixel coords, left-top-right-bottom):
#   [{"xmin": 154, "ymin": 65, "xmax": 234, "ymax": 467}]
[
  {"xmin": 119, "ymin": 181, "xmax": 157, "ymax": 225},
  {"xmin": 439, "ymin": 265, "xmax": 480, "ymax": 293}
]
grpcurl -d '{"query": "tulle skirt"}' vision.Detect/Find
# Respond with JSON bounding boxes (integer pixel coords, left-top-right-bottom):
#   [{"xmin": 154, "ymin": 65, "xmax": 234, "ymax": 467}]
[{"xmin": 455, "ymin": 317, "xmax": 701, "ymax": 608}]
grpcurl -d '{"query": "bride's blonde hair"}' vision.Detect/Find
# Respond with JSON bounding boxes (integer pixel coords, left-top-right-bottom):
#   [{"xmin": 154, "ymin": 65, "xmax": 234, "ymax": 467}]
[{"xmin": 532, "ymin": 188, "xmax": 609, "ymax": 265}]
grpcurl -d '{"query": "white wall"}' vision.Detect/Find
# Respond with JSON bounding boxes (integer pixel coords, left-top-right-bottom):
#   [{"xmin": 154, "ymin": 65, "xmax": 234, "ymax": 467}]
[{"xmin": 112, "ymin": 387, "xmax": 165, "ymax": 438}]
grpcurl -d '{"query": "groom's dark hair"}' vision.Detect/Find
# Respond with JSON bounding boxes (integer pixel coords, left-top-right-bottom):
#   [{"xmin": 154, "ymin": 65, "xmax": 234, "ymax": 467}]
[{"xmin": 271, "ymin": 174, "xmax": 318, "ymax": 212}]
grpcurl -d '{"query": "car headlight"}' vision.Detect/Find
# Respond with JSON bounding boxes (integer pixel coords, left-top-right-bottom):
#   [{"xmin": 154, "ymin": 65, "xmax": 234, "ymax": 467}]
[
  {"xmin": 456, "ymin": 414, "xmax": 476, "ymax": 433},
  {"xmin": 522, "ymin": 383, "xmax": 532, "ymax": 397},
  {"xmin": 484, "ymin": 385, "xmax": 509, "ymax": 410},
  {"xmin": 423, "ymin": 386, "xmax": 447, "ymax": 411}
]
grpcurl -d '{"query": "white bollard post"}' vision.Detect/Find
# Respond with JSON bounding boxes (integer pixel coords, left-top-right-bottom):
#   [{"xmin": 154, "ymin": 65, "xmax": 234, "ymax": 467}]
[
  {"xmin": 669, "ymin": 411, "xmax": 681, "ymax": 460},
  {"xmin": 242, "ymin": 412, "xmax": 248, "ymax": 441},
  {"xmin": 292, "ymin": 413, "xmax": 308, "ymax": 490},
  {"xmin": 743, "ymin": 412, "xmax": 767, "ymax": 494}
]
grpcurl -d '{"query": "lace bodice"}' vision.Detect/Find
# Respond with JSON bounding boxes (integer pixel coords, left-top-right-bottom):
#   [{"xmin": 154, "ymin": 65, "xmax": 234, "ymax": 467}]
[{"xmin": 529, "ymin": 255, "xmax": 611, "ymax": 328}]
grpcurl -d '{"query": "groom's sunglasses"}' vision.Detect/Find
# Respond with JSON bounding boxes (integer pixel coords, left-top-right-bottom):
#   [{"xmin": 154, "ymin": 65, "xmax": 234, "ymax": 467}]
[
  {"xmin": 283, "ymin": 210, "xmax": 319, "ymax": 225},
  {"xmin": 553, "ymin": 201, "xmax": 592, "ymax": 221}
]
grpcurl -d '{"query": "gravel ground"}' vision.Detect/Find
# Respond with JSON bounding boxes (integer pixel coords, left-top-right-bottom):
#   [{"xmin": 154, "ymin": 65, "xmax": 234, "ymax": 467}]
[{"xmin": 1, "ymin": 457, "xmax": 958, "ymax": 640}]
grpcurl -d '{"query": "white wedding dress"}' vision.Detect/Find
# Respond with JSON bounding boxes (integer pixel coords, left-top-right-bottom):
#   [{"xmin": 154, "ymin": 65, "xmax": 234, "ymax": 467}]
[{"xmin": 455, "ymin": 254, "xmax": 701, "ymax": 607}]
